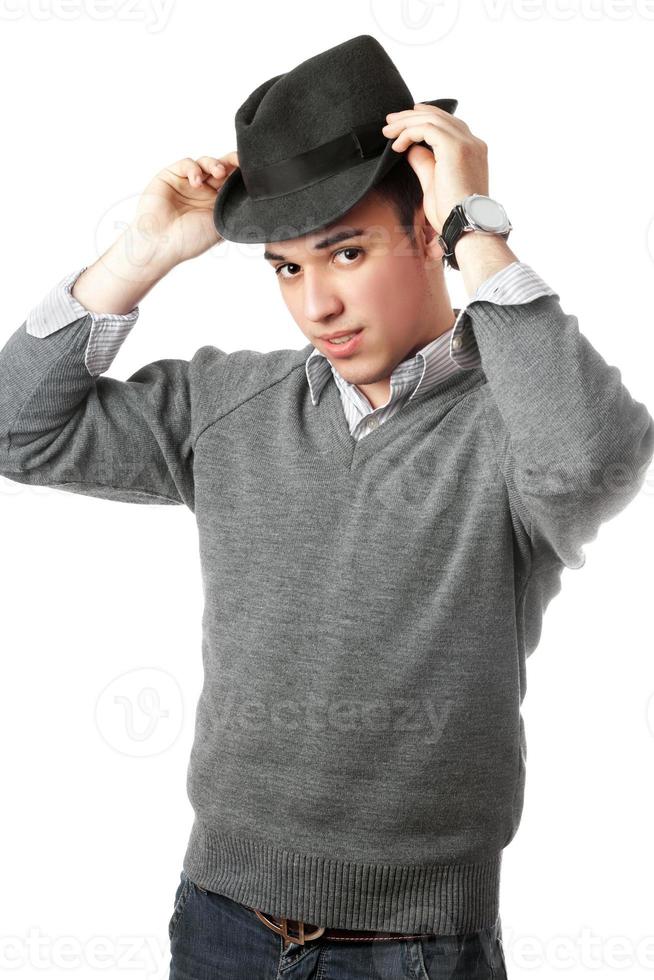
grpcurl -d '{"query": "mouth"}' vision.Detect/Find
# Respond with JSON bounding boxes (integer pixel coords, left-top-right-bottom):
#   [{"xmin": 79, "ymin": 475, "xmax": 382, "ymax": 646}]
[{"xmin": 320, "ymin": 328, "xmax": 364, "ymax": 357}]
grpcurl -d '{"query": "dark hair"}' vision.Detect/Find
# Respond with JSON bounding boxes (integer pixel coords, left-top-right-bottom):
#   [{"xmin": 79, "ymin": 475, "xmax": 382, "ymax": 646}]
[{"xmin": 366, "ymin": 156, "xmax": 424, "ymax": 247}]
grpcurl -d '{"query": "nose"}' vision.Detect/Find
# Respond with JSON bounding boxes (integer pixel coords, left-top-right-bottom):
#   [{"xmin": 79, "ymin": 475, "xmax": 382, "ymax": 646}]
[{"xmin": 301, "ymin": 271, "xmax": 343, "ymax": 324}]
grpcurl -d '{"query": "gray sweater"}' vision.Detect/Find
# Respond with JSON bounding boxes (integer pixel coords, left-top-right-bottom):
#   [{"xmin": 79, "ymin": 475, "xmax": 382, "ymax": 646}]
[{"xmin": 1, "ymin": 278, "xmax": 652, "ymax": 935}]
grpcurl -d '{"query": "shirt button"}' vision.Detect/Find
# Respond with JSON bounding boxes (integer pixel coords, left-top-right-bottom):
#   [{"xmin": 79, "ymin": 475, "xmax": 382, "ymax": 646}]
[
  {"xmin": 452, "ymin": 336, "xmax": 462, "ymax": 350},
  {"xmin": 367, "ymin": 415, "xmax": 380, "ymax": 430}
]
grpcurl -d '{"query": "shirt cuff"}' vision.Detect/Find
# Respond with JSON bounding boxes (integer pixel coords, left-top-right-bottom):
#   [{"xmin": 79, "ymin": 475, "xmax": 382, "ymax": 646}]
[
  {"xmin": 25, "ymin": 267, "xmax": 139, "ymax": 377},
  {"xmin": 449, "ymin": 261, "xmax": 559, "ymax": 370}
]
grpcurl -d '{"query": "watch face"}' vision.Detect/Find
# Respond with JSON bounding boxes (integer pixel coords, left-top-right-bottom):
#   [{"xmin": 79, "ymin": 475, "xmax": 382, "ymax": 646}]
[{"xmin": 464, "ymin": 195, "xmax": 508, "ymax": 232}]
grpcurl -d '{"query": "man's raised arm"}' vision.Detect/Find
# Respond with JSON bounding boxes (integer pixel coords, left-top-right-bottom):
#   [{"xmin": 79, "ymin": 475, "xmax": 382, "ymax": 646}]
[
  {"xmin": 0, "ymin": 153, "xmax": 239, "ymax": 511},
  {"xmin": 451, "ymin": 233, "xmax": 654, "ymax": 570}
]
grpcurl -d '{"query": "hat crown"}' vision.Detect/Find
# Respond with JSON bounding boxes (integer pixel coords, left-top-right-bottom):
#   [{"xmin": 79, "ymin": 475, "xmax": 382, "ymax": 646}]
[
  {"xmin": 234, "ymin": 35, "xmax": 414, "ymax": 171},
  {"xmin": 213, "ymin": 33, "xmax": 457, "ymax": 243}
]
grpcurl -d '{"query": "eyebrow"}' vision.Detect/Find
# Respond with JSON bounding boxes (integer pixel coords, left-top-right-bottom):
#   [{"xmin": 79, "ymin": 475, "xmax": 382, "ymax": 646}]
[{"xmin": 263, "ymin": 227, "xmax": 367, "ymax": 263}]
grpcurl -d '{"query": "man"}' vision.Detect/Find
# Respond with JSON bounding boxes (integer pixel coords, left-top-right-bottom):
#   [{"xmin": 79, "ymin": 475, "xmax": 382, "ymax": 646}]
[{"xmin": 1, "ymin": 34, "xmax": 652, "ymax": 980}]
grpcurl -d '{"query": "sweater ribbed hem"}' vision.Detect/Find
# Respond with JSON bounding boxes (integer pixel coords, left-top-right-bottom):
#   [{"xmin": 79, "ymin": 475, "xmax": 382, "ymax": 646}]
[{"xmin": 182, "ymin": 818, "xmax": 502, "ymax": 934}]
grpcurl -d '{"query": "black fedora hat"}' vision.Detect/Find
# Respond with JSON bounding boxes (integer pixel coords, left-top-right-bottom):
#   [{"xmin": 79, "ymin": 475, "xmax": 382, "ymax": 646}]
[{"xmin": 213, "ymin": 34, "xmax": 457, "ymax": 245}]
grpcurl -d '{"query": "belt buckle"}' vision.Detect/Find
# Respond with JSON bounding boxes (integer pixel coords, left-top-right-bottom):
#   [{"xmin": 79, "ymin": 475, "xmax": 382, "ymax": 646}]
[{"xmin": 254, "ymin": 909, "xmax": 326, "ymax": 947}]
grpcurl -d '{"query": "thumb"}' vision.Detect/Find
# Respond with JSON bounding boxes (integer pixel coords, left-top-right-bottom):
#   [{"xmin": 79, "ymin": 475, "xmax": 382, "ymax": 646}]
[{"xmin": 405, "ymin": 144, "xmax": 435, "ymax": 195}]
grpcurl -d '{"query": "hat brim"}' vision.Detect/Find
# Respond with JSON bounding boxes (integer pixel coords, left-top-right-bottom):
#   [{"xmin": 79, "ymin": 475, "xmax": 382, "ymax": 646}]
[{"xmin": 213, "ymin": 97, "xmax": 457, "ymax": 245}]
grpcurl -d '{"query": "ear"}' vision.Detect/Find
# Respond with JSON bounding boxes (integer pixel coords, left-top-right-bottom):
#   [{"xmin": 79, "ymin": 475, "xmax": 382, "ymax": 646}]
[{"xmin": 416, "ymin": 204, "xmax": 445, "ymax": 267}]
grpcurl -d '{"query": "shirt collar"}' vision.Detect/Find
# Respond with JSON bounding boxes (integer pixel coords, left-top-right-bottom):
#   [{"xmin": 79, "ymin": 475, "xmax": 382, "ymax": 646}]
[{"xmin": 305, "ymin": 308, "xmax": 467, "ymax": 407}]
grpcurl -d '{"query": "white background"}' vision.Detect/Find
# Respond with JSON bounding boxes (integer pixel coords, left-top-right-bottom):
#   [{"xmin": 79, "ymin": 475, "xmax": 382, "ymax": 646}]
[{"xmin": 1, "ymin": 2, "xmax": 653, "ymax": 978}]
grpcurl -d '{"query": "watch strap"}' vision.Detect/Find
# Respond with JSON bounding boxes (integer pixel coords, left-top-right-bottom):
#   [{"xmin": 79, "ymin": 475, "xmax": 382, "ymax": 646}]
[{"xmin": 438, "ymin": 205, "xmax": 468, "ymax": 271}]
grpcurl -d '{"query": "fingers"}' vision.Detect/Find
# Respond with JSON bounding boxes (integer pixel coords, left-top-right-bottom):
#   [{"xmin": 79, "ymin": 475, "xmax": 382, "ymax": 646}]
[
  {"xmin": 220, "ymin": 151, "xmax": 240, "ymax": 168},
  {"xmin": 386, "ymin": 106, "xmax": 467, "ymax": 135},
  {"xmin": 163, "ymin": 153, "xmax": 240, "ymax": 189},
  {"xmin": 195, "ymin": 154, "xmax": 238, "ymax": 183}
]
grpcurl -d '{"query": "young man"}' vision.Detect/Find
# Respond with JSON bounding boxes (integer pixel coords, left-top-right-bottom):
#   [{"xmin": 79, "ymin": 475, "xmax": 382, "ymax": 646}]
[{"xmin": 1, "ymin": 34, "xmax": 652, "ymax": 980}]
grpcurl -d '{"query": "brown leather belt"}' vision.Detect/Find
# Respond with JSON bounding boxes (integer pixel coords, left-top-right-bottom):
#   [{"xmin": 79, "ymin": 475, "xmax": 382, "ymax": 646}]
[{"xmin": 249, "ymin": 907, "xmax": 437, "ymax": 948}]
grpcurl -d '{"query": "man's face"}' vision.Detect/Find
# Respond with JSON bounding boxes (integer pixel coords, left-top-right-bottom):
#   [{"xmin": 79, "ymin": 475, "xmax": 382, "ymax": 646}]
[{"xmin": 263, "ymin": 192, "xmax": 443, "ymax": 389}]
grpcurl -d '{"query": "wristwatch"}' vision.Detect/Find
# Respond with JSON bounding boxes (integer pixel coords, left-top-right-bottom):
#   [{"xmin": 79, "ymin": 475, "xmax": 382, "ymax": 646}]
[{"xmin": 437, "ymin": 194, "xmax": 512, "ymax": 271}]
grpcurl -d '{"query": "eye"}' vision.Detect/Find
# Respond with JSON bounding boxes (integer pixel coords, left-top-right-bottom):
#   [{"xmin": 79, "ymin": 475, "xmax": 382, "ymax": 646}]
[{"xmin": 274, "ymin": 246, "xmax": 363, "ymax": 280}]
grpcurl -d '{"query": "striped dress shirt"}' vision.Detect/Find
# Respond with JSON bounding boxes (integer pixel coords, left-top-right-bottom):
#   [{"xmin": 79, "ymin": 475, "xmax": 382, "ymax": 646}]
[
  {"xmin": 305, "ymin": 261, "xmax": 557, "ymax": 439},
  {"xmin": 25, "ymin": 261, "xmax": 556, "ymax": 441}
]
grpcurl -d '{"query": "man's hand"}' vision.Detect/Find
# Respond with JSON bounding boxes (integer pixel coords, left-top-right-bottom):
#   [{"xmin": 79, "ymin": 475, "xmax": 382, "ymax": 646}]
[
  {"xmin": 381, "ymin": 105, "xmax": 518, "ymax": 294},
  {"xmin": 70, "ymin": 152, "xmax": 241, "ymax": 316},
  {"xmin": 131, "ymin": 152, "xmax": 241, "ymax": 270},
  {"xmin": 381, "ymin": 103, "xmax": 489, "ymax": 237}
]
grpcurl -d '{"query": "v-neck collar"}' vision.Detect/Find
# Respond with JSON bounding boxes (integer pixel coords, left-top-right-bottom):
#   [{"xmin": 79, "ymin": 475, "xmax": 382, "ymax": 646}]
[{"xmin": 317, "ymin": 362, "xmax": 487, "ymax": 470}]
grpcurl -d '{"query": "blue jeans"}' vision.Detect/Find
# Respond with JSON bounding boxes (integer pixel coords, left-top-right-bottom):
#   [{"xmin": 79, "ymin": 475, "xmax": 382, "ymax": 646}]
[{"xmin": 168, "ymin": 869, "xmax": 509, "ymax": 979}]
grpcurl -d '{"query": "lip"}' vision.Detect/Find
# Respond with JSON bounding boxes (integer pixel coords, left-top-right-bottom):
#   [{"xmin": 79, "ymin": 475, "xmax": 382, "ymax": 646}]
[{"xmin": 321, "ymin": 328, "xmax": 364, "ymax": 357}]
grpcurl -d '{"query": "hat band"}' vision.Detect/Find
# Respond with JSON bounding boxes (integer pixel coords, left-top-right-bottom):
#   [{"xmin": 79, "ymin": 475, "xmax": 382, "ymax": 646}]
[{"xmin": 242, "ymin": 120, "xmax": 388, "ymax": 201}]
